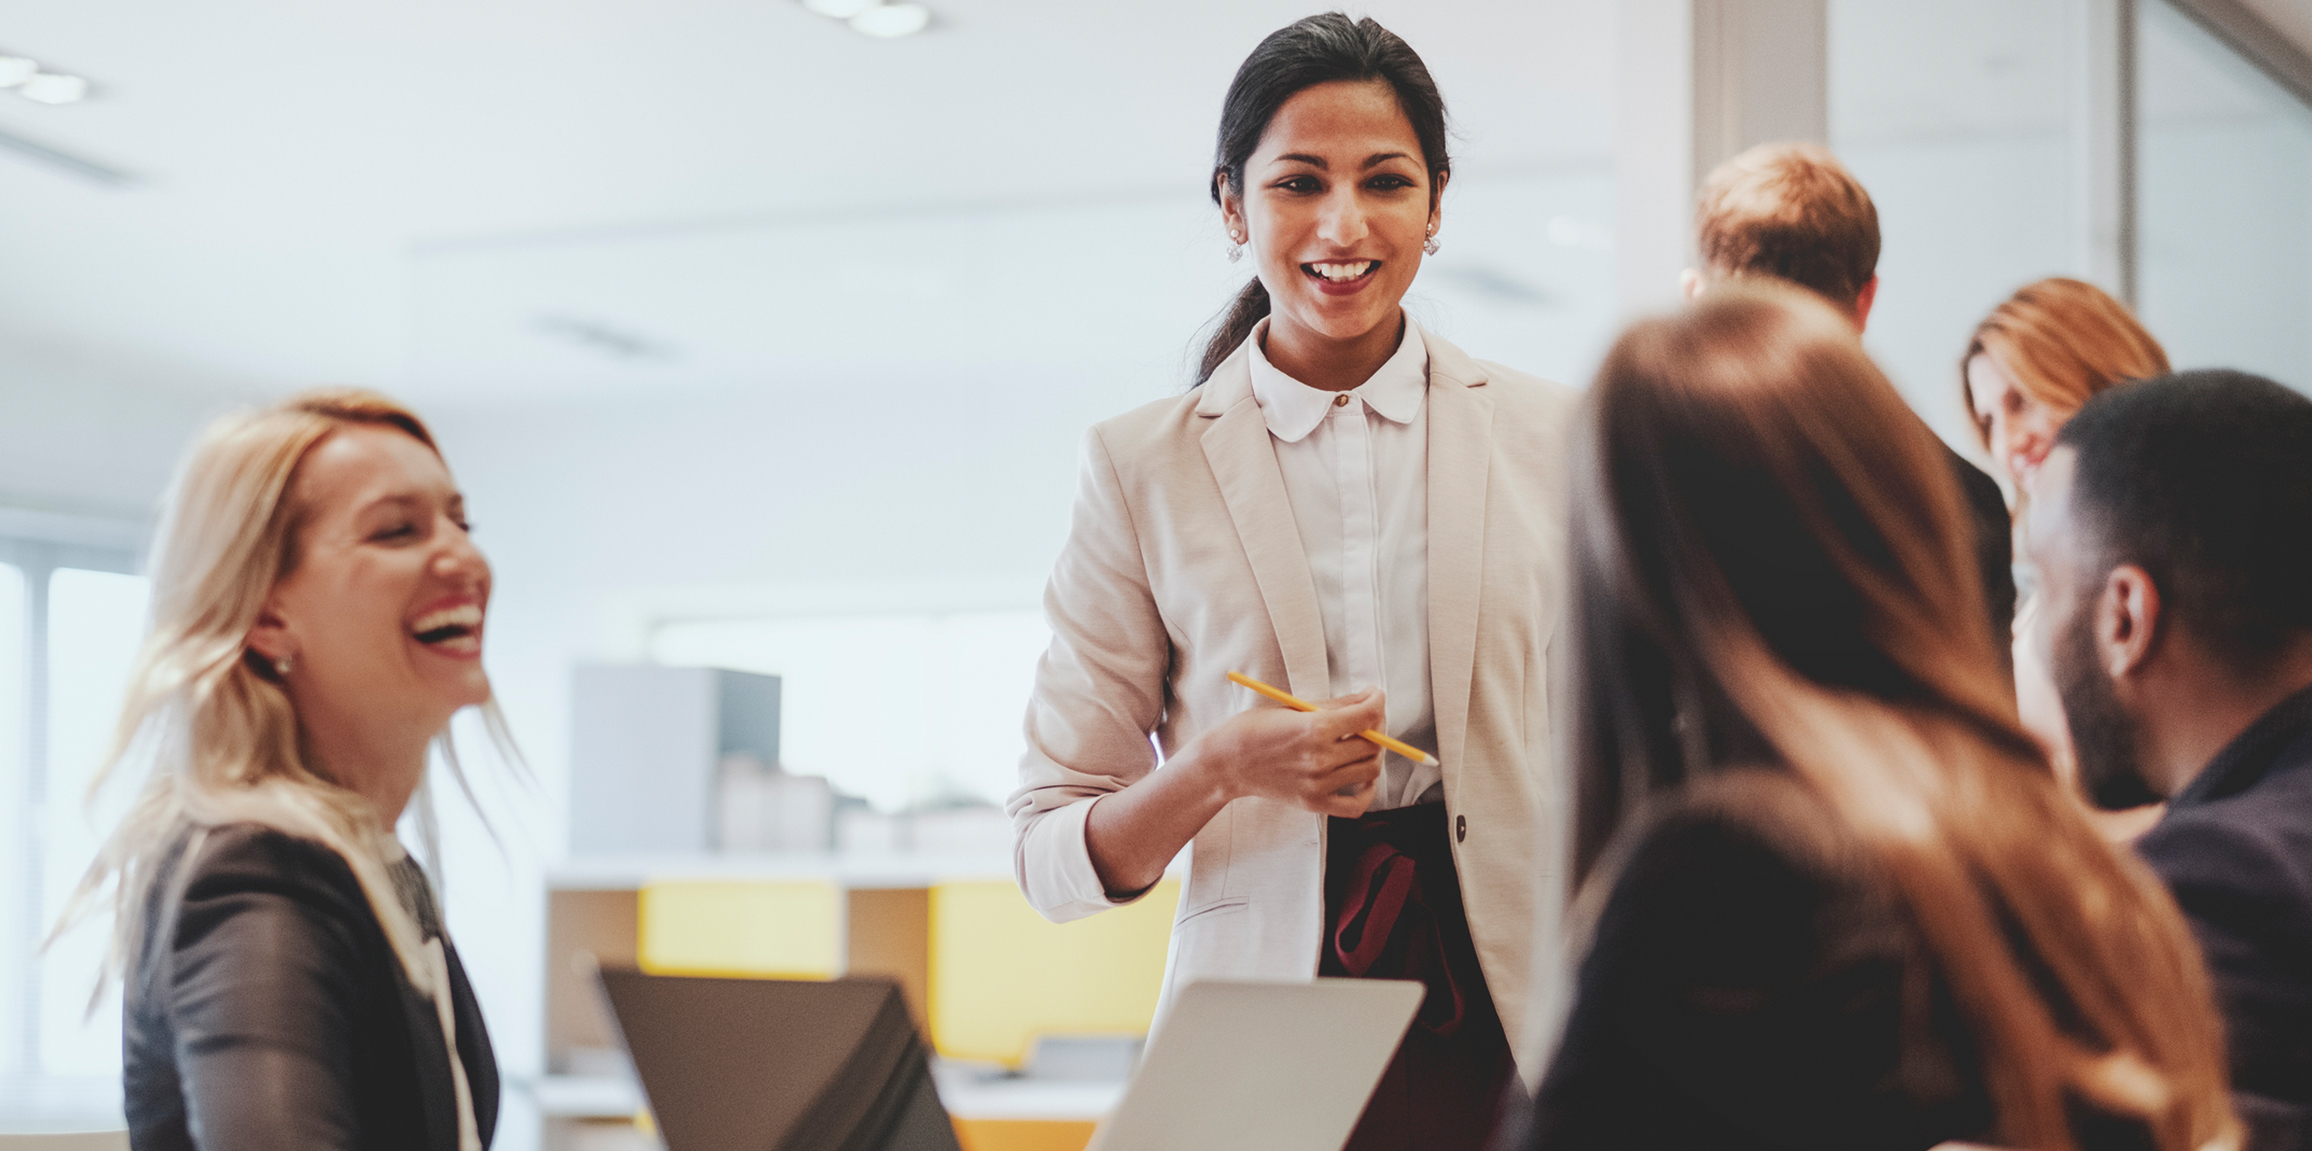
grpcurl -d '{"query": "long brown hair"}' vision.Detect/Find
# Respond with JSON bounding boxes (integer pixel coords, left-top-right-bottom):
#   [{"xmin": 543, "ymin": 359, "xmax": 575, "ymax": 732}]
[
  {"xmin": 1569, "ymin": 284, "xmax": 2234, "ymax": 1151},
  {"xmin": 1962, "ymin": 277, "xmax": 2169, "ymax": 450}
]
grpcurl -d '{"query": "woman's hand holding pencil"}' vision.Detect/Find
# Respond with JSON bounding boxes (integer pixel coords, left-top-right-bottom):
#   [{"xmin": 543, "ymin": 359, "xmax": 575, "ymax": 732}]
[
  {"xmin": 1077, "ymin": 675, "xmax": 1395, "ymax": 894},
  {"xmin": 1156, "ymin": 679, "xmax": 1387, "ymax": 818},
  {"xmin": 1226, "ymin": 672, "xmax": 1441, "ymax": 768}
]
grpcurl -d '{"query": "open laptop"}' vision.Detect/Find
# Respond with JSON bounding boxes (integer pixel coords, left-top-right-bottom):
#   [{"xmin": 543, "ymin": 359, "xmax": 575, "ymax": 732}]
[{"xmin": 596, "ymin": 968, "xmax": 1422, "ymax": 1151}]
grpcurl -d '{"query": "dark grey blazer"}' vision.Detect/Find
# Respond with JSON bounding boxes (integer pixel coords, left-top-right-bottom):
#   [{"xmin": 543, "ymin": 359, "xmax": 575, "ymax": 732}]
[
  {"xmin": 1945, "ymin": 445, "xmax": 2017, "ymax": 654},
  {"xmin": 124, "ymin": 822, "xmax": 498, "ymax": 1151},
  {"xmin": 2136, "ymin": 684, "xmax": 2312, "ymax": 1151}
]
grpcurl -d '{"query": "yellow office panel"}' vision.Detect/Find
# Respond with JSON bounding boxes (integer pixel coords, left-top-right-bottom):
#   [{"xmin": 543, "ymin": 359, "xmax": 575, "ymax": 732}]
[
  {"xmin": 952, "ymin": 1118, "xmax": 1097, "ymax": 1151},
  {"xmin": 637, "ymin": 880, "xmax": 843, "ymax": 979},
  {"xmin": 927, "ymin": 879, "xmax": 1180, "ymax": 1066}
]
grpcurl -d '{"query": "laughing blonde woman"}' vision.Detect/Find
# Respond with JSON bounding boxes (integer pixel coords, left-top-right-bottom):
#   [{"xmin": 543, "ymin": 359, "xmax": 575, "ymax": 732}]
[{"xmin": 61, "ymin": 390, "xmax": 507, "ymax": 1151}]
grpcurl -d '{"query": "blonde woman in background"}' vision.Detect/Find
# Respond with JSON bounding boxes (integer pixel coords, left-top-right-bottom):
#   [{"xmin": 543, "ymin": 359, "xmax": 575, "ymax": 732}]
[
  {"xmin": 1964, "ymin": 278, "xmax": 2169, "ymax": 837},
  {"xmin": 1964, "ymin": 277, "xmax": 2169, "ymax": 499},
  {"xmin": 59, "ymin": 390, "xmax": 506, "ymax": 1150}
]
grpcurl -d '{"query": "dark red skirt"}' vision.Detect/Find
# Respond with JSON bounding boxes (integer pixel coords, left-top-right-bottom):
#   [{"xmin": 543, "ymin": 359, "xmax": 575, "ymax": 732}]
[{"xmin": 1322, "ymin": 801, "xmax": 1517, "ymax": 1151}]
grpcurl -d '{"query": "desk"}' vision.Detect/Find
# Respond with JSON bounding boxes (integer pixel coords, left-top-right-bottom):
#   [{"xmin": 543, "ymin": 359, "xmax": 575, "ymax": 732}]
[{"xmin": 538, "ymin": 852, "xmax": 1114, "ymax": 1151}]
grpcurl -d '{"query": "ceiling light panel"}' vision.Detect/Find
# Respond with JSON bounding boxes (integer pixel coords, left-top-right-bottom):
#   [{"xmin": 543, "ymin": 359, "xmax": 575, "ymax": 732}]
[
  {"xmin": 793, "ymin": 0, "xmax": 932, "ymax": 39},
  {"xmin": 20, "ymin": 73, "xmax": 87, "ymax": 105},
  {"xmin": 851, "ymin": 4, "xmax": 930, "ymax": 38},
  {"xmin": 0, "ymin": 50, "xmax": 92, "ymax": 105},
  {"xmin": 802, "ymin": 0, "xmax": 880, "ymax": 18}
]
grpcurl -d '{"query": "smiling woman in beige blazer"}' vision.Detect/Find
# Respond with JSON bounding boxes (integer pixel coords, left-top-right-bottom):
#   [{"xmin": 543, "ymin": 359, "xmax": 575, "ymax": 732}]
[{"xmin": 1007, "ymin": 16, "xmax": 1574, "ymax": 1149}]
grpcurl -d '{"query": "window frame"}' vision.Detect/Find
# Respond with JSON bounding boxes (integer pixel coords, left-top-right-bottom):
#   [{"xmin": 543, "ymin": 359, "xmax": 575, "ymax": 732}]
[{"xmin": 0, "ymin": 536, "xmax": 140, "ymax": 1082}]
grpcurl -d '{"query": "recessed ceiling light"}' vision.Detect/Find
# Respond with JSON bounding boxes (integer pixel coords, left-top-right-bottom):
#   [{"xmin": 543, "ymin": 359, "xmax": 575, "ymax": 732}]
[
  {"xmin": 801, "ymin": 0, "xmax": 880, "ymax": 18},
  {"xmin": 0, "ymin": 57, "xmax": 36, "ymax": 87},
  {"xmin": 533, "ymin": 314, "xmax": 677, "ymax": 361},
  {"xmin": 19, "ymin": 73, "xmax": 88, "ymax": 105},
  {"xmin": 850, "ymin": 3, "xmax": 930, "ymax": 37}
]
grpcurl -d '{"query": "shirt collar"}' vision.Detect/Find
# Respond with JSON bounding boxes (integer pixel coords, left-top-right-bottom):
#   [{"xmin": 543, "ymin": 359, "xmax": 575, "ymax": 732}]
[
  {"xmin": 2169, "ymin": 682, "xmax": 2312, "ymax": 810},
  {"xmin": 1246, "ymin": 313, "xmax": 1429, "ymax": 444}
]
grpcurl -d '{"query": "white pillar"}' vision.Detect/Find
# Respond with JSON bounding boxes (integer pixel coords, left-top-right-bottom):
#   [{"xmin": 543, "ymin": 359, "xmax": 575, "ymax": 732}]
[
  {"xmin": 2071, "ymin": 0, "xmax": 2139, "ymax": 304},
  {"xmin": 1615, "ymin": 0, "xmax": 1830, "ymax": 318}
]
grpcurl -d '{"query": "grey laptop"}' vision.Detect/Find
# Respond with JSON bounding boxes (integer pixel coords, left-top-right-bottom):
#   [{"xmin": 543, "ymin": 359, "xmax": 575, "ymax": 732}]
[
  {"xmin": 596, "ymin": 969, "xmax": 1421, "ymax": 1151},
  {"xmin": 596, "ymin": 968, "xmax": 958, "ymax": 1151},
  {"xmin": 1087, "ymin": 978, "xmax": 1423, "ymax": 1151}
]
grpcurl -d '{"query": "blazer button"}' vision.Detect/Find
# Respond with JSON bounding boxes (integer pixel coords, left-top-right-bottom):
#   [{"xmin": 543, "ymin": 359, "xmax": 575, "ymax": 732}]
[{"xmin": 1455, "ymin": 814, "xmax": 1467, "ymax": 843}]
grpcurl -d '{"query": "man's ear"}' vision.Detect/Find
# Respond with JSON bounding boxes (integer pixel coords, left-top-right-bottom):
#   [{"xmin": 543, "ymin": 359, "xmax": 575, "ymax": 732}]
[
  {"xmin": 2096, "ymin": 564, "xmax": 2163, "ymax": 681},
  {"xmin": 1680, "ymin": 268, "xmax": 1706, "ymax": 301},
  {"xmin": 1852, "ymin": 275, "xmax": 1879, "ymax": 334}
]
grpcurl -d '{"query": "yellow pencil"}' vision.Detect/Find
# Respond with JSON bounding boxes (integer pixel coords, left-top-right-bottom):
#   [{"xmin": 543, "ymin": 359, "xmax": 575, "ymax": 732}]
[{"xmin": 1226, "ymin": 671, "xmax": 1440, "ymax": 767}]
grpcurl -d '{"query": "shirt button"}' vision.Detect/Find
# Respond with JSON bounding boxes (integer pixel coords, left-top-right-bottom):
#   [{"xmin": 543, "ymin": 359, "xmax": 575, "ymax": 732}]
[
  {"xmin": 1456, "ymin": 814, "xmax": 1467, "ymax": 843},
  {"xmin": 1333, "ymin": 393, "xmax": 1351, "ymax": 408}
]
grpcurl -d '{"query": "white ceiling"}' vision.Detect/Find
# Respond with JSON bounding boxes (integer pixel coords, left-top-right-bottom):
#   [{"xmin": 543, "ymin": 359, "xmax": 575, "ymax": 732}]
[
  {"xmin": 0, "ymin": 1, "xmax": 1613, "ymax": 407},
  {"xmin": 0, "ymin": 0, "xmax": 2305, "ymax": 517}
]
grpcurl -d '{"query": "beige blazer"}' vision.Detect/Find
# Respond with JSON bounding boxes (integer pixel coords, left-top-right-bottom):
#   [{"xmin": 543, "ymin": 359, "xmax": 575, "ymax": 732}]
[{"xmin": 1007, "ymin": 329, "xmax": 1577, "ymax": 1077}]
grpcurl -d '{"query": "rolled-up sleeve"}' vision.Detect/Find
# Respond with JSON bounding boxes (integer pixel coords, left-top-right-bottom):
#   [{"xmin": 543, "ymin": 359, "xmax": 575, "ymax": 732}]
[{"xmin": 1008, "ymin": 425, "xmax": 1173, "ymax": 922}]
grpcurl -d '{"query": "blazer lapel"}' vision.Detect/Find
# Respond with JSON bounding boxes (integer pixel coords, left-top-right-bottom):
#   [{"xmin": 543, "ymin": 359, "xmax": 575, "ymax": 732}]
[
  {"xmin": 1425, "ymin": 336, "xmax": 1494, "ymax": 778},
  {"xmin": 1198, "ymin": 350, "xmax": 1330, "ymax": 700}
]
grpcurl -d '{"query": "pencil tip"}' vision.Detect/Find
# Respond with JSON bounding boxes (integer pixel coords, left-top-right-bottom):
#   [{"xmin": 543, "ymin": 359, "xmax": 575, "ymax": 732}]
[{"xmin": 1422, "ymin": 754, "xmax": 1440, "ymax": 768}]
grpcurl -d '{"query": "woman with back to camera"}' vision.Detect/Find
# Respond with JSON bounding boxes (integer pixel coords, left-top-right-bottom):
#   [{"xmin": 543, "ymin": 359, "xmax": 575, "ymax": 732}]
[
  {"xmin": 1964, "ymin": 277, "xmax": 2169, "ymax": 835},
  {"xmin": 1502, "ymin": 285, "xmax": 2234, "ymax": 1151},
  {"xmin": 1008, "ymin": 14, "xmax": 1575, "ymax": 1148},
  {"xmin": 61, "ymin": 390, "xmax": 504, "ymax": 1150}
]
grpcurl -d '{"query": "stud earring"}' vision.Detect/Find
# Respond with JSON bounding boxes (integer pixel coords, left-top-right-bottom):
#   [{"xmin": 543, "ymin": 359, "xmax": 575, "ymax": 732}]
[{"xmin": 274, "ymin": 655, "xmax": 292, "ymax": 677}]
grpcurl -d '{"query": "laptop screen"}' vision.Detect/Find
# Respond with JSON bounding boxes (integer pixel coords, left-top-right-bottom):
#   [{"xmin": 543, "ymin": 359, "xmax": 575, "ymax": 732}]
[{"xmin": 595, "ymin": 967, "xmax": 962, "ymax": 1151}]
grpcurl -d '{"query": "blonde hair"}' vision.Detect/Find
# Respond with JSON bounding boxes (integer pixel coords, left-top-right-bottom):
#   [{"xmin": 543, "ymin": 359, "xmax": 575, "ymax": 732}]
[
  {"xmin": 57, "ymin": 388, "xmax": 512, "ymax": 999},
  {"xmin": 1572, "ymin": 285, "xmax": 2237, "ymax": 1151},
  {"xmin": 1695, "ymin": 142, "xmax": 1881, "ymax": 311},
  {"xmin": 1963, "ymin": 277, "xmax": 2170, "ymax": 450}
]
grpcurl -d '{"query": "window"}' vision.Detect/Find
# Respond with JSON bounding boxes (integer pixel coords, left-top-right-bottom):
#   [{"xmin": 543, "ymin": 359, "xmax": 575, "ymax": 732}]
[
  {"xmin": 0, "ymin": 563, "xmax": 23, "ymax": 1081},
  {"xmin": 0, "ymin": 540, "xmax": 145, "ymax": 1090},
  {"xmin": 1830, "ymin": 0, "xmax": 2081, "ymax": 447},
  {"xmin": 2139, "ymin": 0, "xmax": 2312, "ymax": 390},
  {"xmin": 37, "ymin": 568, "xmax": 150, "ymax": 1077}
]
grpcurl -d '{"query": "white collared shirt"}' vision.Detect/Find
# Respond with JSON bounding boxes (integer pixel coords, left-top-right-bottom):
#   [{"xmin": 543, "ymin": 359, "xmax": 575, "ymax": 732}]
[{"xmin": 1247, "ymin": 314, "xmax": 1439, "ymax": 809}]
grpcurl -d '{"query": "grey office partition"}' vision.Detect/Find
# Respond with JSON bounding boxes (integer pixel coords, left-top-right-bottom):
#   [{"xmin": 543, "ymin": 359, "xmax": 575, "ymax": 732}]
[{"xmin": 567, "ymin": 664, "xmax": 783, "ymax": 856}]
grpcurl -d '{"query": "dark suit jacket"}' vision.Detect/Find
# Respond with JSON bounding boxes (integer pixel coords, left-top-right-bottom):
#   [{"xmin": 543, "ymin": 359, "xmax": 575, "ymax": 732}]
[
  {"xmin": 2136, "ymin": 684, "xmax": 2312, "ymax": 1151},
  {"xmin": 1501, "ymin": 769, "xmax": 2151, "ymax": 1151},
  {"xmin": 1946, "ymin": 445, "xmax": 2017, "ymax": 656},
  {"xmin": 125, "ymin": 823, "xmax": 498, "ymax": 1151}
]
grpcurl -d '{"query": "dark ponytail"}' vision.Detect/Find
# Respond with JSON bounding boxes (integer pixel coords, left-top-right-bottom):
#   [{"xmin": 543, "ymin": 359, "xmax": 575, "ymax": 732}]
[{"xmin": 1196, "ymin": 13, "xmax": 1451, "ymax": 385}]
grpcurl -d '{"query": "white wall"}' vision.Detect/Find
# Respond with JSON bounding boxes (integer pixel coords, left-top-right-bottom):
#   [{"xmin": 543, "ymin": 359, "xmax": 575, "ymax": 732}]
[
  {"xmin": 0, "ymin": 332, "xmax": 251, "ymax": 519},
  {"xmin": 2139, "ymin": 0, "xmax": 2312, "ymax": 390}
]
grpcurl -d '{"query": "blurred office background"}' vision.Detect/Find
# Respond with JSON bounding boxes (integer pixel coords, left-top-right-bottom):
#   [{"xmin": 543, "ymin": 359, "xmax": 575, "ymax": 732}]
[{"xmin": 0, "ymin": 1, "xmax": 2305, "ymax": 1147}]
